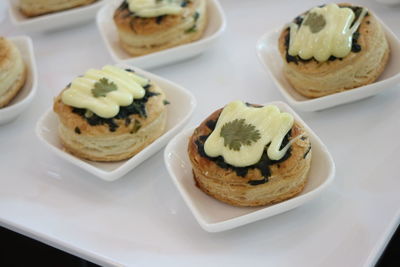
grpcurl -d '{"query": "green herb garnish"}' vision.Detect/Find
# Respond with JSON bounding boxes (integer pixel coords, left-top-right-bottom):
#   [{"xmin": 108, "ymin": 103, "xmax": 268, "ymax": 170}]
[
  {"xmin": 193, "ymin": 11, "xmax": 200, "ymax": 22},
  {"xmin": 303, "ymin": 12, "xmax": 326, "ymax": 33},
  {"xmin": 163, "ymin": 100, "xmax": 170, "ymax": 105},
  {"xmin": 130, "ymin": 101, "xmax": 146, "ymax": 118},
  {"xmin": 131, "ymin": 119, "xmax": 142, "ymax": 134},
  {"xmin": 91, "ymin": 78, "xmax": 118, "ymax": 98},
  {"xmin": 84, "ymin": 110, "xmax": 93, "ymax": 118},
  {"xmin": 185, "ymin": 25, "xmax": 197, "ymax": 33},
  {"xmin": 220, "ymin": 119, "xmax": 261, "ymax": 151}
]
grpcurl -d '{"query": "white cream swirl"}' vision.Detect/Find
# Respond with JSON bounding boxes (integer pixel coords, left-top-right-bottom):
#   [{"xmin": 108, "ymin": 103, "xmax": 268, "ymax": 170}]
[
  {"xmin": 288, "ymin": 3, "xmax": 367, "ymax": 62},
  {"xmin": 127, "ymin": 0, "xmax": 185, "ymax": 17},
  {"xmin": 61, "ymin": 65, "xmax": 147, "ymax": 118},
  {"xmin": 204, "ymin": 101, "xmax": 294, "ymax": 167}
]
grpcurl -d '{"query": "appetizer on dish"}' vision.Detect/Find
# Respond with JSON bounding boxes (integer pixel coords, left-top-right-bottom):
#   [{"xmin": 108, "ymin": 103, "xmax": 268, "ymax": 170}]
[
  {"xmin": 53, "ymin": 65, "xmax": 167, "ymax": 162},
  {"xmin": 0, "ymin": 37, "xmax": 26, "ymax": 108},
  {"xmin": 188, "ymin": 101, "xmax": 312, "ymax": 207},
  {"xmin": 113, "ymin": 0, "xmax": 207, "ymax": 56},
  {"xmin": 278, "ymin": 3, "xmax": 389, "ymax": 98},
  {"xmin": 19, "ymin": 0, "xmax": 98, "ymax": 17}
]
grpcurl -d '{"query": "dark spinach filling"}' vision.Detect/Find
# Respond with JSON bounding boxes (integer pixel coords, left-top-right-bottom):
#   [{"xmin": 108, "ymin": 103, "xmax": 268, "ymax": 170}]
[
  {"xmin": 180, "ymin": 1, "xmax": 190, "ymax": 7},
  {"xmin": 303, "ymin": 145, "xmax": 311, "ymax": 159},
  {"xmin": 285, "ymin": 6, "xmax": 367, "ymax": 64},
  {"xmin": 195, "ymin": 118, "xmax": 292, "ymax": 186},
  {"xmin": 71, "ymin": 71, "xmax": 159, "ymax": 132},
  {"xmin": 185, "ymin": 11, "xmax": 200, "ymax": 33},
  {"xmin": 156, "ymin": 15, "xmax": 165, "ymax": 24},
  {"xmin": 117, "ymin": 0, "xmax": 129, "ymax": 12}
]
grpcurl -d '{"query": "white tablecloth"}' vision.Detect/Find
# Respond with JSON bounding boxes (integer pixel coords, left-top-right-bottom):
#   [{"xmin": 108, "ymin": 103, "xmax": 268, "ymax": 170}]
[{"xmin": 1, "ymin": 0, "xmax": 399, "ymax": 266}]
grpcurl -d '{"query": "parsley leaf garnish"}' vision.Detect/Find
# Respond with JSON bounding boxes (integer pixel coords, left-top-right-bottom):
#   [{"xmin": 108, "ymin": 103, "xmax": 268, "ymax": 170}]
[
  {"xmin": 91, "ymin": 78, "xmax": 118, "ymax": 98},
  {"xmin": 220, "ymin": 119, "xmax": 261, "ymax": 151},
  {"xmin": 185, "ymin": 25, "xmax": 197, "ymax": 33},
  {"xmin": 303, "ymin": 12, "xmax": 326, "ymax": 33}
]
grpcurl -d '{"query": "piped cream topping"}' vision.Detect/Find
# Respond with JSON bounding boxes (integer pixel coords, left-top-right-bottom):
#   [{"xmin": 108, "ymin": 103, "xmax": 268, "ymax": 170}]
[
  {"xmin": 204, "ymin": 101, "xmax": 294, "ymax": 167},
  {"xmin": 61, "ymin": 65, "xmax": 147, "ymax": 118},
  {"xmin": 127, "ymin": 0, "xmax": 185, "ymax": 17},
  {"xmin": 288, "ymin": 3, "xmax": 368, "ymax": 62}
]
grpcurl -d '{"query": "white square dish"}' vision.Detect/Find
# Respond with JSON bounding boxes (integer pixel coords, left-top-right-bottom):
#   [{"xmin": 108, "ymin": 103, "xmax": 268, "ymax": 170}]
[
  {"xmin": 0, "ymin": 36, "xmax": 37, "ymax": 125},
  {"xmin": 256, "ymin": 22, "xmax": 400, "ymax": 112},
  {"xmin": 164, "ymin": 101, "xmax": 335, "ymax": 232},
  {"xmin": 96, "ymin": 0, "xmax": 226, "ymax": 69},
  {"xmin": 36, "ymin": 66, "xmax": 196, "ymax": 181},
  {"xmin": 8, "ymin": 0, "xmax": 104, "ymax": 32}
]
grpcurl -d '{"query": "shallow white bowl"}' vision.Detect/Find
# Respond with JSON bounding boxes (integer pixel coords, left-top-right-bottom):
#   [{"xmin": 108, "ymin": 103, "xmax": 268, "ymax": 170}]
[
  {"xmin": 0, "ymin": 36, "xmax": 37, "ymax": 125},
  {"xmin": 96, "ymin": 0, "xmax": 226, "ymax": 69},
  {"xmin": 36, "ymin": 66, "xmax": 196, "ymax": 181},
  {"xmin": 164, "ymin": 101, "xmax": 335, "ymax": 232},
  {"xmin": 8, "ymin": 0, "xmax": 104, "ymax": 32},
  {"xmin": 256, "ymin": 21, "xmax": 400, "ymax": 112}
]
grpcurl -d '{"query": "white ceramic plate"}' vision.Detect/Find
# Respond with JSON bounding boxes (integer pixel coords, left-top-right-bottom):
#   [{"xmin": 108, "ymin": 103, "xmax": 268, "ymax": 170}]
[
  {"xmin": 164, "ymin": 101, "xmax": 335, "ymax": 232},
  {"xmin": 96, "ymin": 0, "xmax": 226, "ymax": 69},
  {"xmin": 0, "ymin": 36, "xmax": 37, "ymax": 125},
  {"xmin": 36, "ymin": 66, "xmax": 196, "ymax": 181},
  {"xmin": 256, "ymin": 22, "xmax": 400, "ymax": 112},
  {"xmin": 8, "ymin": 0, "xmax": 104, "ymax": 32}
]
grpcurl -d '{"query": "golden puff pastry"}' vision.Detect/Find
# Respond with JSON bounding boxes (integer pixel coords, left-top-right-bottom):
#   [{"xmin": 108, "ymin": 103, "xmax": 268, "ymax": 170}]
[
  {"xmin": 188, "ymin": 104, "xmax": 312, "ymax": 207},
  {"xmin": 0, "ymin": 37, "xmax": 26, "ymax": 108},
  {"xmin": 53, "ymin": 66, "xmax": 167, "ymax": 162},
  {"xmin": 114, "ymin": 0, "xmax": 207, "ymax": 56},
  {"xmin": 19, "ymin": 0, "xmax": 98, "ymax": 17},
  {"xmin": 278, "ymin": 3, "xmax": 389, "ymax": 98}
]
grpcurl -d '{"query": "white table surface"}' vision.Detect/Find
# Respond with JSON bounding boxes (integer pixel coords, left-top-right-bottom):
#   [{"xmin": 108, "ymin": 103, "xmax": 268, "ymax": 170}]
[{"xmin": 1, "ymin": 0, "xmax": 399, "ymax": 266}]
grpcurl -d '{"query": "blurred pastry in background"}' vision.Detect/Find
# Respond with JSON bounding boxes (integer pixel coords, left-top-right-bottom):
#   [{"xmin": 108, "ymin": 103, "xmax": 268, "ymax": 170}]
[
  {"xmin": 0, "ymin": 37, "xmax": 26, "ymax": 108},
  {"xmin": 114, "ymin": 0, "xmax": 207, "ymax": 56},
  {"xmin": 19, "ymin": 0, "xmax": 98, "ymax": 17}
]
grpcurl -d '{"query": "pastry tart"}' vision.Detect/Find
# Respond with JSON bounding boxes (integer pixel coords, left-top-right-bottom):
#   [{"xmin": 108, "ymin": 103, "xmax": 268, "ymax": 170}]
[
  {"xmin": 0, "ymin": 37, "xmax": 26, "ymax": 108},
  {"xmin": 19, "ymin": 0, "xmax": 98, "ymax": 17},
  {"xmin": 53, "ymin": 65, "xmax": 167, "ymax": 162},
  {"xmin": 188, "ymin": 101, "xmax": 312, "ymax": 207},
  {"xmin": 278, "ymin": 3, "xmax": 389, "ymax": 98},
  {"xmin": 113, "ymin": 0, "xmax": 207, "ymax": 56}
]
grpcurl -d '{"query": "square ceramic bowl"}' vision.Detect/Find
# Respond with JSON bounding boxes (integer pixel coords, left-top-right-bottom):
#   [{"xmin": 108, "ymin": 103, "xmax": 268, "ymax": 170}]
[
  {"xmin": 164, "ymin": 101, "xmax": 335, "ymax": 232},
  {"xmin": 0, "ymin": 36, "xmax": 37, "ymax": 125},
  {"xmin": 36, "ymin": 66, "xmax": 196, "ymax": 181},
  {"xmin": 256, "ymin": 21, "xmax": 400, "ymax": 112},
  {"xmin": 96, "ymin": 0, "xmax": 226, "ymax": 69},
  {"xmin": 8, "ymin": 0, "xmax": 104, "ymax": 32}
]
